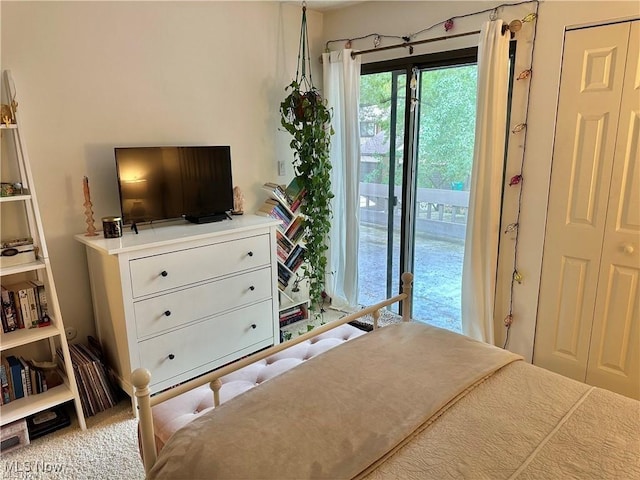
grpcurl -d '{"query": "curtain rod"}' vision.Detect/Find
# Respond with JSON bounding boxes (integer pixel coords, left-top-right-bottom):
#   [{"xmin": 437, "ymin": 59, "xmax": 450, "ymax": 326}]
[{"xmin": 350, "ymin": 25, "xmax": 510, "ymax": 58}]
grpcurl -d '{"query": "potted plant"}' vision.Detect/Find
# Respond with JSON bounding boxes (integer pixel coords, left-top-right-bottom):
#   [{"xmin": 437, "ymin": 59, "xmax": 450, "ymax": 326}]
[{"xmin": 279, "ymin": 5, "xmax": 334, "ymax": 308}]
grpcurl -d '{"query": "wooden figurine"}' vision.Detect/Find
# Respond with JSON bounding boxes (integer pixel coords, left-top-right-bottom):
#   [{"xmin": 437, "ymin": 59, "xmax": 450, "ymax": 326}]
[{"xmin": 83, "ymin": 176, "xmax": 98, "ymax": 236}]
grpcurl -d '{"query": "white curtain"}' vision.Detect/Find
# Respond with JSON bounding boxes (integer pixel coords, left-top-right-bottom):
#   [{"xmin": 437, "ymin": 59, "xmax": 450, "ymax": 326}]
[
  {"xmin": 322, "ymin": 49, "xmax": 361, "ymax": 308},
  {"xmin": 461, "ymin": 20, "xmax": 510, "ymax": 343}
]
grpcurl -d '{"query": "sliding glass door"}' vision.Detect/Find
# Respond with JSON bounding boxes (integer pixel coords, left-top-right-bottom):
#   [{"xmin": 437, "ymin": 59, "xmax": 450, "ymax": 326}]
[
  {"xmin": 358, "ymin": 49, "xmax": 478, "ymax": 332},
  {"xmin": 358, "ymin": 70, "xmax": 406, "ymax": 311}
]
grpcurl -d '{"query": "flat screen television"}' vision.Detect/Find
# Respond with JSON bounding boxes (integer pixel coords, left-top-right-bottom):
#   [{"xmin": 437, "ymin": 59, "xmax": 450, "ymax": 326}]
[{"xmin": 115, "ymin": 146, "xmax": 233, "ymax": 226}]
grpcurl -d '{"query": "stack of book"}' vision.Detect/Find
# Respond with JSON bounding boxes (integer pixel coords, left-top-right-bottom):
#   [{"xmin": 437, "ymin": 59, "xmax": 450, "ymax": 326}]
[
  {"xmin": 1, "ymin": 280, "xmax": 51, "ymax": 333},
  {"xmin": 285, "ymin": 244, "xmax": 306, "ymax": 273},
  {"xmin": 279, "ymin": 304, "xmax": 308, "ymax": 327},
  {"xmin": 0, "ymin": 354, "xmax": 55, "ymax": 404},
  {"xmin": 277, "ymin": 263, "xmax": 292, "ymax": 290},
  {"xmin": 256, "ymin": 198, "xmax": 294, "ymax": 230},
  {"xmin": 284, "ymin": 177, "xmax": 306, "ymax": 213},
  {"xmin": 57, "ymin": 341, "xmax": 118, "ymax": 417},
  {"xmin": 284, "ymin": 216, "xmax": 305, "ymax": 245},
  {"xmin": 263, "ymin": 182, "xmax": 292, "ymax": 206},
  {"xmin": 276, "ymin": 231, "xmax": 293, "ymax": 263}
]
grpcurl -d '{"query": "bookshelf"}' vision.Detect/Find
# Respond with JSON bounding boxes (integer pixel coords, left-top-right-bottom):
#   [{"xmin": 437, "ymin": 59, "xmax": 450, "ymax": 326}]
[
  {"xmin": 0, "ymin": 70, "xmax": 86, "ymax": 430},
  {"xmin": 257, "ymin": 179, "xmax": 309, "ymax": 337}
]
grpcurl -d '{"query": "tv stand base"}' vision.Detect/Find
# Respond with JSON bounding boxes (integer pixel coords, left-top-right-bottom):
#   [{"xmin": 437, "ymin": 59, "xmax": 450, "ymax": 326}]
[{"xmin": 184, "ymin": 213, "xmax": 229, "ymax": 224}]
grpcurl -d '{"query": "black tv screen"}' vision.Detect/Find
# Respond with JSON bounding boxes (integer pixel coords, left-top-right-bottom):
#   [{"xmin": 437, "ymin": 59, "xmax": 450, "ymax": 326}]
[{"xmin": 115, "ymin": 146, "xmax": 233, "ymax": 225}]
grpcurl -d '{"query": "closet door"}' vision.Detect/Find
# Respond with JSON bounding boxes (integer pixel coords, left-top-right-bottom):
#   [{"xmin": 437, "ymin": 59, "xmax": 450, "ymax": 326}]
[
  {"xmin": 585, "ymin": 21, "xmax": 639, "ymax": 399},
  {"xmin": 533, "ymin": 23, "xmax": 632, "ymax": 384}
]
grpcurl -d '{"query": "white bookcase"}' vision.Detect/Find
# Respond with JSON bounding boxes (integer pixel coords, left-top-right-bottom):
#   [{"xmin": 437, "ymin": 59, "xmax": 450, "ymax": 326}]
[
  {"xmin": 256, "ymin": 180, "xmax": 310, "ymax": 339},
  {"xmin": 0, "ymin": 70, "xmax": 86, "ymax": 430}
]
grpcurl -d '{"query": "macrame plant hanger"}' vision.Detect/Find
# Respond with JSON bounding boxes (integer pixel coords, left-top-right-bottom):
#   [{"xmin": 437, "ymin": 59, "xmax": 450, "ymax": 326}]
[{"xmin": 296, "ymin": 2, "xmax": 315, "ymax": 92}]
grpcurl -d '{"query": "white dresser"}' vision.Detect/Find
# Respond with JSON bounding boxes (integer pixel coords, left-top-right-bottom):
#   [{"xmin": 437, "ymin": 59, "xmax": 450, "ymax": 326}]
[{"xmin": 75, "ymin": 216, "xmax": 281, "ymax": 400}]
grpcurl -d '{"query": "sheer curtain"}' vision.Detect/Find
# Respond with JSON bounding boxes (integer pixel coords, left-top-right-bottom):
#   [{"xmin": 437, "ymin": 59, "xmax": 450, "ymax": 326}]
[
  {"xmin": 461, "ymin": 20, "xmax": 510, "ymax": 343},
  {"xmin": 322, "ymin": 49, "xmax": 361, "ymax": 308}
]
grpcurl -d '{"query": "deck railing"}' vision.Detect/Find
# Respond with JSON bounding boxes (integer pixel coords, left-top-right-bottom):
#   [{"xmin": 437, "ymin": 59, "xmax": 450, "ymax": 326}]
[{"xmin": 359, "ymin": 182, "xmax": 469, "ymax": 239}]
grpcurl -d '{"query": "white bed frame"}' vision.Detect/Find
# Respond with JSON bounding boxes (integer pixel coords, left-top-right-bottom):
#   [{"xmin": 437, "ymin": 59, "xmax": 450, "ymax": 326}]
[{"xmin": 132, "ymin": 272, "xmax": 413, "ymax": 473}]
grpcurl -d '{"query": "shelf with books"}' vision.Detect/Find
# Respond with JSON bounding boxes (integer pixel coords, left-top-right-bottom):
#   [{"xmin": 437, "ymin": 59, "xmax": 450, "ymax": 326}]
[
  {"xmin": 0, "ymin": 382, "xmax": 76, "ymax": 426},
  {"xmin": 0, "ymin": 70, "xmax": 86, "ymax": 430},
  {"xmin": 279, "ymin": 302, "xmax": 309, "ymax": 328},
  {"xmin": 258, "ymin": 178, "xmax": 310, "ymax": 332},
  {"xmin": 1, "ymin": 280, "xmax": 52, "ymax": 333},
  {"xmin": 256, "ymin": 198, "xmax": 294, "ymax": 231}
]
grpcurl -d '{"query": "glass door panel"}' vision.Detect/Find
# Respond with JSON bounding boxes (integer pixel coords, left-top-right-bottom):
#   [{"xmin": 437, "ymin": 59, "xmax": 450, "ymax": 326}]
[
  {"xmin": 411, "ymin": 64, "xmax": 477, "ymax": 332},
  {"xmin": 358, "ymin": 71, "xmax": 406, "ymax": 312}
]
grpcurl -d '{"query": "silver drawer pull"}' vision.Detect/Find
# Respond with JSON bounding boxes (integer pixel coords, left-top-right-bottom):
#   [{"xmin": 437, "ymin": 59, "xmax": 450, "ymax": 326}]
[
  {"xmin": 168, "ymin": 354, "xmax": 175, "ymax": 360},
  {"xmin": 164, "ymin": 310, "xmax": 171, "ymax": 317},
  {"xmin": 160, "ymin": 270, "xmax": 168, "ymax": 277},
  {"xmin": 247, "ymin": 251, "xmax": 253, "ymax": 257},
  {"xmin": 249, "ymin": 286, "xmax": 255, "ymax": 291}
]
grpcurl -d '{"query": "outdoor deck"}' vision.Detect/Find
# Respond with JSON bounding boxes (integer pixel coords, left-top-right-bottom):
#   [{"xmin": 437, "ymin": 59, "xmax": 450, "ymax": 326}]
[{"xmin": 358, "ymin": 183, "xmax": 466, "ymax": 333}]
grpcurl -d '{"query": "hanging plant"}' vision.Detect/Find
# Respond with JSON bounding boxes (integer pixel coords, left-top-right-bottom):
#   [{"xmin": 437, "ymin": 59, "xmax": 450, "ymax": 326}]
[{"xmin": 279, "ymin": 4, "xmax": 334, "ymax": 307}]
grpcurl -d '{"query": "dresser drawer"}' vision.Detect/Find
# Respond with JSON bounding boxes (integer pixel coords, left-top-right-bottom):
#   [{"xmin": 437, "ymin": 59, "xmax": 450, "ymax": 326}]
[
  {"xmin": 138, "ymin": 300, "xmax": 273, "ymax": 387},
  {"xmin": 133, "ymin": 267, "xmax": 273, "ymax": 338},
  {"xmin": 129, "ymin": 234, "xmax": 271, "ymax": 298}
]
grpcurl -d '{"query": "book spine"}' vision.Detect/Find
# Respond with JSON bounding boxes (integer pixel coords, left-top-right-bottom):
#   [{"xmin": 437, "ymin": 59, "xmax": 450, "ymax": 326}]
[
  {"xmin": 26, "ymin": 287, "xmax": 39, "ymax": 327},
  {"xmin": 1, "ymin": 356, "xmax": 14, "ymax": 401},
  {"xmin": 1, "ymin": 286, "xmax": 18, "ymax": 332},
  {"xmin": 9, "ymin": 291, "xmax": 24, "ymax": 329},
  {"xmin": 7, "ymin": 356, "xmax": 24, "ymax": 399},
  {"xmin": 18, "ymin": 357, "xmax": 32, "ymax": 396},
  {"xmin": 30, "ymin": 280, "xmax": 50, "ymax": 325},
  {"xmin": 16, "ymin": 287, "xmax": 33, "ymax": 328},
  {"xmin": 0, "ymin": 363, "xmax": 10, "ymax": 404}
]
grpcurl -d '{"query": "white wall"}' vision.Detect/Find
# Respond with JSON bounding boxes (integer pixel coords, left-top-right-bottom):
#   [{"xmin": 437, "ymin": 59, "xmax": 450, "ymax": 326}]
[
  {"xmin": 323, "ymin": 0, "xmax": 639, "ymax": 361},
  {"xmin": 0, "ymin": 1, "xmax": 324, "ymax": 344}
]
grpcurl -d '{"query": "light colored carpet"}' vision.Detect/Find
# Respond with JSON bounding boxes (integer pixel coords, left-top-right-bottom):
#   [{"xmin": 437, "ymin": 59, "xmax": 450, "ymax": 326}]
[{"xmin": 1, "ymin": 400, "xmax": 144, "ymax": 479}]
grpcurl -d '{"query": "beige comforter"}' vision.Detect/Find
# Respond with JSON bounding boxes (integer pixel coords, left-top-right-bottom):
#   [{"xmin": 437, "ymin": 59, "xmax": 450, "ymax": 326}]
[{"xmin": 148, "ymin": 323, "xmax": 640, "ymax": 479}]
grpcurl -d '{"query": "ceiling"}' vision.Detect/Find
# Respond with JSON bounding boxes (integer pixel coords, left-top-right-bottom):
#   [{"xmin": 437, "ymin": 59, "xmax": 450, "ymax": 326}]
[{"xmin": 286, "ymin": 1, "xmax": 366, "ymax": 12}]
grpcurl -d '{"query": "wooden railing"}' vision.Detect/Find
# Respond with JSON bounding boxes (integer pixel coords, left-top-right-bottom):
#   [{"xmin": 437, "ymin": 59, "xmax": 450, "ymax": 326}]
[{"xmin": 359, "ymin": 183, "xmax": 469, "ymax": 239}]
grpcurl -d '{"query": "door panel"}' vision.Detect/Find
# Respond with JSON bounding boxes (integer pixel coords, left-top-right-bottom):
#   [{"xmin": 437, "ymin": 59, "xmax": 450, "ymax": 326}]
[
  {"xmin": 534, "ymin": 22, "xmax": 630, "ymax": 382},
  {"xmin": 568, "ymin": 112, "xmax": 610, "ymax": 226},
  {"xmin": 358, "ymin": 71, "xmax": 406, "ymax": 310},
  {"xmin": 586, "ymin": 21, "xmax": 640, "ymax": 398},
  {"xmin": 552, "ymin": 256, "xmax": 590, "ymax": 360}
]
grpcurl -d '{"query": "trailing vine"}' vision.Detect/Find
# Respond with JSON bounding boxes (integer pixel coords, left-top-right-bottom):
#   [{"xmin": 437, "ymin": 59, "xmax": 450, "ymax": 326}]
[{"xmin": 280, "ymin": 80, "xmax": 334, "ymax": 307}]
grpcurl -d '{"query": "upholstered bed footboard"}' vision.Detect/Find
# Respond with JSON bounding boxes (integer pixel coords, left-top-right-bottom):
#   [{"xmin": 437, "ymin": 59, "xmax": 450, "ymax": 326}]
[
  {"xmin": 133, "ymin": 272, "xmax": 414, "ymax": 472},
  {"xmin": 148, "ymin": 323, "xmax": 366, "ymax": 452}
]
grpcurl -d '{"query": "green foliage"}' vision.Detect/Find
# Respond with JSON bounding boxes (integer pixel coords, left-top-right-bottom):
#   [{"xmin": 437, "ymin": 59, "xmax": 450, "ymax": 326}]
[
  {"xmin": 359, "ymin": 65, "xmax": 477, "ymax": 189},
  {"xmin": 417, "ymin": 65, "xmax": 477, "ymax": 188},
  {"xmin": 360, "ymin": 72, "xmax": 406, "ymax": 187},
  {"xmin": 280, "ymin": 80, "xmax": 334, "ymax": 307}
]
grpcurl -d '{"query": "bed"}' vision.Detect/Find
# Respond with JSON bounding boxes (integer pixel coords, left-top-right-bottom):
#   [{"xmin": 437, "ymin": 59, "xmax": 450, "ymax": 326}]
[{"xmin": 132, "ymin": 273, "xmax": 640, "ymax": 479}]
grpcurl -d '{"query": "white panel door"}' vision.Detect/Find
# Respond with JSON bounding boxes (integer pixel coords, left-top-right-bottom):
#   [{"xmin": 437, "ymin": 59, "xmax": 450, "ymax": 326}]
[
  {"xmin": 534, "ymin": 22, "xmax": 630, "ymax": 381},
  {"xmin": 586, "ymin": 21, "xmax": 640, "ymax": 399}
]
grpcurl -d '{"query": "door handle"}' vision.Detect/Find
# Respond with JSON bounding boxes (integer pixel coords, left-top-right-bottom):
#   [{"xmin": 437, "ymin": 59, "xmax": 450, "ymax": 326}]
[{"xmin": 622, "ymin": 243, "xmax": 634, "ymax": 254}]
